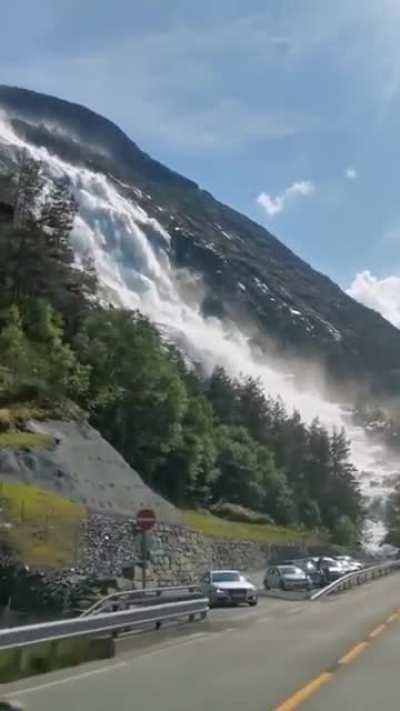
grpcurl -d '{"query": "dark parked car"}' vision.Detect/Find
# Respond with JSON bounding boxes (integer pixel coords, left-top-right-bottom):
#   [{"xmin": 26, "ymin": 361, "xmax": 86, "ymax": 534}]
[
  {"xmin": 290, "ymin": 558, "xmax": 323, "ymax": 588},
  {"xmin": 315, "ymin": 557, "xmax": 344, "ymax": 585}
]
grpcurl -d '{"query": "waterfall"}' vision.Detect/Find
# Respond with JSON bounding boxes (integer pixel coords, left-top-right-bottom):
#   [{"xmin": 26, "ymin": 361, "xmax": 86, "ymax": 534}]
[{"xmin": 0, "ymin": 116, "xmax": 397, "ymax": 550}]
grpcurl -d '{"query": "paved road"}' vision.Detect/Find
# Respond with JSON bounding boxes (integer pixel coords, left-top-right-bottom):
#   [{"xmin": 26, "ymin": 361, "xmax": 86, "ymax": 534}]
[
  {"xmin": 2, "ymin": 574, "xmax": 400, "ymax": 710},
  {"xmin": 294, "ymin": 605, "xmax": 400, "ymax": 710}
]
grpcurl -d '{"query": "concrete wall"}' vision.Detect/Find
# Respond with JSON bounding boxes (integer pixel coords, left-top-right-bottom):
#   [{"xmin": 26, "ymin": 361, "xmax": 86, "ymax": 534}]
[{"xmin": 0, "ymin": 636, "xmax": 114, "ymax": 683}]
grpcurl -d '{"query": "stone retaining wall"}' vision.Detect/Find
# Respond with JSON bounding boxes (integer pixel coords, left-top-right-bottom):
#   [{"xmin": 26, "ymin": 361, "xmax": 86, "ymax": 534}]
[
  {"xmin": 79, "ymin": 512, "xmax": 305, "ymax": 586},
  {"xmin": 0, "ymin": 511, "xmax": 308, "ymax": 617}
]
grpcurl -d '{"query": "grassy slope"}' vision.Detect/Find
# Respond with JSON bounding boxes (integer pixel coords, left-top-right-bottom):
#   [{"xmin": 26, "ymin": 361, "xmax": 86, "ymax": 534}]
[
  {"xmin": 183, "ymin": 510, "xmax": 318, "ymax": 545},
  {"xmin": 0, "ymin": 481, "xmax": 84, "ymax": 568},
  {"xmin": 0, "ymin": 431, "xmax": 53, "ymax": 449},
  {"xmin": 0, "ymin": 428, "xmax": 318, "ymax": 569},
  {"xmin": 0, "ymin": 482, "xmax": 318, "ymax": 571}
]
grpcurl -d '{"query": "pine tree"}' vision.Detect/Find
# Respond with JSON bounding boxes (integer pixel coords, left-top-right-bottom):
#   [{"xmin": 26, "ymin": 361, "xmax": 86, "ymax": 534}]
[
  {"xmin": 0, "ymin": 160, "xmax": 97, "ymax": 317},
  {"xmin": 385, "ymin": 482, "xmax": 400, "ymax": 547},
  {"xmin": 236, "ymin": 376, "xmax": 273, "ymax": 444},
  {"xmin": 207, "ymin": 367, "xmax": 238, "ymax": 423},
  {"xmin": 13, "ymin": 156, "xmax": 44, "ymax": 228},
  {"xmin": 38, "ymin": 180, "xmax": 77, "ymax": 264}
]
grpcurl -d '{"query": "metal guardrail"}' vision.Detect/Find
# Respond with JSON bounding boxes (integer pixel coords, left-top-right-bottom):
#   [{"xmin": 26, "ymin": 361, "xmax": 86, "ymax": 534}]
[
  {"xmin": 310, "ymin": 560, "xmax": 400, "ymax": 600},
  {"xmin": 0, "ymin": 598, "xmax": 209, "ymax": 651},
  {"xmin": 81, "ymin": 584, "xmax": 201, "ymax": 617}
]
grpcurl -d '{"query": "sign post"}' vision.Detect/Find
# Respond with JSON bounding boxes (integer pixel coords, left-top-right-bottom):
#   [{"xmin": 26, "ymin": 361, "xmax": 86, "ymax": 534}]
[{"xmin": 136, "ymin": 509, "xmax": 156, "ymax": 589}]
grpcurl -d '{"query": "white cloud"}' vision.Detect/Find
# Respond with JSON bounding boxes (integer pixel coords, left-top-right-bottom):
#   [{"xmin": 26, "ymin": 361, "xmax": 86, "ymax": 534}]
[
  {"xmin": 257, "ymin": 181, "xmax": 315, "ymax": 217},
  {"xmin": 347, "ymin": 270, "xmax": 400, "ymax": 327},
  {"xmin": 345, "ymin": 166, "xmax": 358, "ymax": 180}
]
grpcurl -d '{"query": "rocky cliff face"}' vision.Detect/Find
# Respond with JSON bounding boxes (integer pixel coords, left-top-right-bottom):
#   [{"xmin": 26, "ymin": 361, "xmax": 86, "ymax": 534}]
[
  {"xmin": 0, "ymin": 419, "xmax": 180, "ymax": 523},
  {"xmin": 1, "ymin": 85, "xmax": 399, "ymax": 397}
]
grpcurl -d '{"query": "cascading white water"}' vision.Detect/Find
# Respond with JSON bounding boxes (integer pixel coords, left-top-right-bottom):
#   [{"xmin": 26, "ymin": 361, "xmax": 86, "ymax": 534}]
[{"xmin": 1, "ymin": 117, "xmax": 398, "ymax": 549}]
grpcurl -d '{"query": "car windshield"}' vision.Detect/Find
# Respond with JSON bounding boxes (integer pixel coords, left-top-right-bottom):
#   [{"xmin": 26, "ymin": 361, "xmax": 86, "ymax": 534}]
[
  {"xmin": 212, "ymin": 572, "xmax": 240, "ymax": 582},
  {"xmin": 280, "ymin": 566, "xmax": 300, "ymax": 575}
]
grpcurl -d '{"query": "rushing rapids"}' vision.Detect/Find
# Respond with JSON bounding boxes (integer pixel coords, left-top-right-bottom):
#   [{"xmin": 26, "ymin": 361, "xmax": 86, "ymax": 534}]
[{"xmin": 0, "ymin": 115, "xmax": 397, "ymax": 549}]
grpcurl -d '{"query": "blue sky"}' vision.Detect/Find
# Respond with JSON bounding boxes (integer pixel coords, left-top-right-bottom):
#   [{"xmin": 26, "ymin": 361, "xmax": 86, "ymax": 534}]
[{"xmin": 2, "ymin": 0, "xmax": 400, "ymax": 323}]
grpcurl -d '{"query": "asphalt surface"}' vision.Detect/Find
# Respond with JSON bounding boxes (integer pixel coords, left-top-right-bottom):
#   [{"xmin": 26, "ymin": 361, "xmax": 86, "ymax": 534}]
[
  {"xmin": 2, "ymin": 573, "xmax": 400, "ymax": 711},
  {"xmin": 296, "ymin": 604, "xmax": 400, "ymax": 710}
]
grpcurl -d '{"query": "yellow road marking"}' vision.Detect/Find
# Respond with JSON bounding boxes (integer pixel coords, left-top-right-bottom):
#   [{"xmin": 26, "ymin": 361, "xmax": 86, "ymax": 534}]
[
  {"xmin": 338, "ymin": 641, "xmax": 369, "ymax": 664},
  {"xmin": 368, "ymin": 623, "xmax": 387, "ymax": 639},
  {"xmin": 274, "ymin": 607, "xmax": 400, "ymax": 709},
  {"xmin": 273, "ymin": 672, "xmax": 333, "ymax": 711},
  {"xmin": 387, "ymin": 612, "xmax": 400, "ymax": 623}
]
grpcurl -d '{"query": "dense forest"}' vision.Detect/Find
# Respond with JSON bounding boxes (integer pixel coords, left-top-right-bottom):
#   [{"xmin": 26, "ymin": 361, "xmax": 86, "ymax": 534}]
[{"xmin": 0, "ymin": 159, "xmax": 364, "ymax": 546}]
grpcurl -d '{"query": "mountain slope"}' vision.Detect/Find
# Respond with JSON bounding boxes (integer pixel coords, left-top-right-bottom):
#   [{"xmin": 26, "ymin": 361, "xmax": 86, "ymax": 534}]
[
  {"xmin": 0, "ymin": 84, "xmax": 399, "ymax": 397},
  {"xmin": 0, "ymin": 419, "xmax": 179, "ymax": 522}
]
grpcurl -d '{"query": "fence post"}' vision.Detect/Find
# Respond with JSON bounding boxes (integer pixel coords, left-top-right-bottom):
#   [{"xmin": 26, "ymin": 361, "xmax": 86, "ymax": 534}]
[{"xmin": 74, "ymin": 524, "xmax": 80, "ymax": 565}]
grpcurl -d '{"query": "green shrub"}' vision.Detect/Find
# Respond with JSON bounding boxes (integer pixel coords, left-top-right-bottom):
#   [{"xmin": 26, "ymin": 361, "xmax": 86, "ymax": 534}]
[{"xmin": 210, "ymin": 502, "xmax": 275, "ymax": 524}]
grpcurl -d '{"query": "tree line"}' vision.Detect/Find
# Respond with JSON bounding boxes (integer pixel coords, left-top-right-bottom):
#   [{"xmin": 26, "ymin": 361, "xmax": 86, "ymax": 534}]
[{"xmin": 0, "ymin": 158, "xmax": 364, "ymax": 546}]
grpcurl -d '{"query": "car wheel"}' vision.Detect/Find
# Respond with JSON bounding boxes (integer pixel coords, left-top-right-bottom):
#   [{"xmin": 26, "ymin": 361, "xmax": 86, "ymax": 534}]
[
  {"xmin": 279, "ymin": 581, "xmax": 286, "ymax": 591},
  {"xmin": 249, "ymin": 598, "xmax": 258, "ymax": 607},
  {"xmin": 264, "ymin": 581, "xmax": 270, "ymax": 590}
]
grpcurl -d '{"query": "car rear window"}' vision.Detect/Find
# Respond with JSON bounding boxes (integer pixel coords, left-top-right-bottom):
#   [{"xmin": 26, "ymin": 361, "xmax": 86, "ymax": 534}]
[{"xmin": 212, "ymin": 572, "xmax": 240, "ymax": 582}]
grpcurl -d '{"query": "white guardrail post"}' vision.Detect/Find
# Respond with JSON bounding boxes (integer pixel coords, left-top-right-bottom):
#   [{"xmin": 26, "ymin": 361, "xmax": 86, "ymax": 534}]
[
  {"xmin": 310, "ymin": 560, "xmax": 400, "ymax": 601},
  {"xmin": 0, "ymin": 598, "xmax": 209, "ymax": 651}
]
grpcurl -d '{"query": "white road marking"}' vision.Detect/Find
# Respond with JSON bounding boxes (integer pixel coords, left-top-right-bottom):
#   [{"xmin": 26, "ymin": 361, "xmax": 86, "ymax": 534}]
[
  {"xmin": 130, "ymin": 632, "xmax": 211, "ymax": 660},
  {"xmin": 209, "ymin": 627, "xmax": 235, "ymax": 636},
  {"xmin": 126, "ymin": 627, "xmax": 237, "ymax": 663},
  {"xmin": 6, "ymin": 625, "xmax": 239, "ymax": 696},
  {"xmin": 5, "ymin": 661, "xmax": 128, "ymax": 697}
]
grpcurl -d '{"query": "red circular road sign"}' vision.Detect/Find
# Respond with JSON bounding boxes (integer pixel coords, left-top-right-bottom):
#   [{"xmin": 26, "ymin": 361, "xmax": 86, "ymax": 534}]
[{"xmin": 136, "ymin": 508, "xmax": 156, "ymax": 531}]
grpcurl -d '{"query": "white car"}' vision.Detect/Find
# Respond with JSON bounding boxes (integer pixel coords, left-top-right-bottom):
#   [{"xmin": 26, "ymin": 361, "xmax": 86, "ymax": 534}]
[
  {"xmin": 200, "ymin": 569, "xmax": 258, "ymax": 607},
  {"xmin": 335, "ymin": 556, "xmax": 363, "ymax": 573}
]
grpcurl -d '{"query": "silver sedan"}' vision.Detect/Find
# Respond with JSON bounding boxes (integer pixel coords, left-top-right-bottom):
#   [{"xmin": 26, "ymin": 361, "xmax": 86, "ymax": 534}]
[
  {"xmin": 264, "ymin": 565, "xmax": 312, "ymax": 592},
  {"xmin": 200, "ymin": 569, "xmax": 258, "ymax": 607}
]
